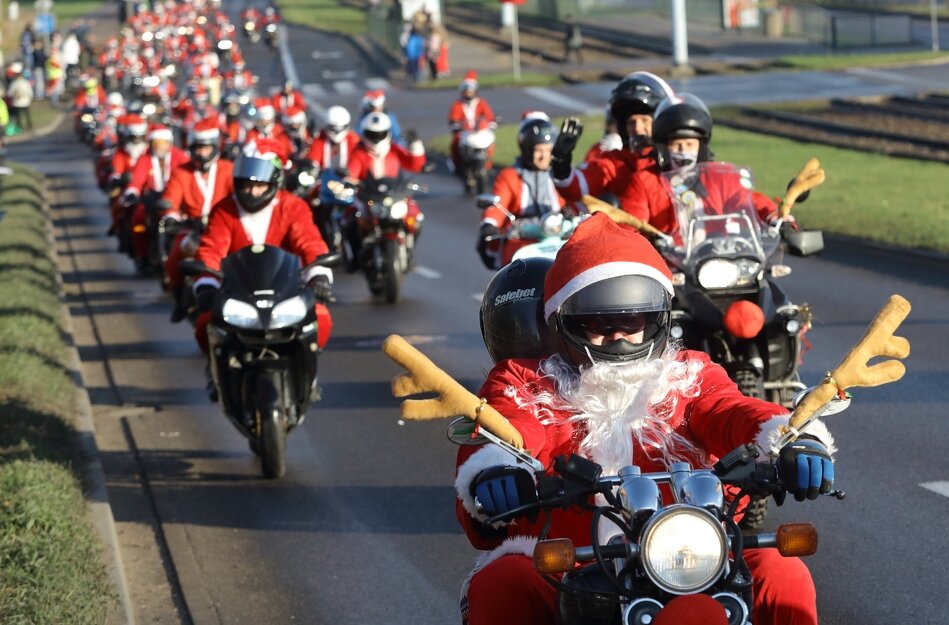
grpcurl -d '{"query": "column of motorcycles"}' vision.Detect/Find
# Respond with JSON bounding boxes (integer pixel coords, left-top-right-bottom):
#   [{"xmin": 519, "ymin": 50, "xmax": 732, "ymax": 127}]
[{"xmin": 77, "ymin": 5, "xmax": 427, "ymax": 479}]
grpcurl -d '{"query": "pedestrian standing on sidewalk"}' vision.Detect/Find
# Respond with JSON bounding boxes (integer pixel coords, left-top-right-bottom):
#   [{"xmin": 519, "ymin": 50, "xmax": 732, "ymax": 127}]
[
  {"xmin": 8, "ymin": 68, "xmax": 34, "ymax": 132},
  {"xmin": 563, "ymin": 14, "xmax": 583, "ymax": 64},
  {"xmin": 31, "ymin": 41, "xmax": 47, "ymax": 100},
  {"xmin": 426, "ymin": 23, "xmax": 445, "ymax": 81},
  {"xmin": 404, "ymin": 26, "xmax": 425, "ymax": 83}
]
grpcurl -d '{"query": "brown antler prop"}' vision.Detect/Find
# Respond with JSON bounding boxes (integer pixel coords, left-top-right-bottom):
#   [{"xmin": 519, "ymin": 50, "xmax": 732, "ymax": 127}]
[
  {"xmin": 582, "ymin": 194, "xmax": 667, "ymax": 240},
  {"xmin": 779, "ymin": 157, "xmax": 826, "ymax": 219},
  {"xmin": 382, "ymin": 334, "xmax": 525, "ymax": 448},
  {"xmin": 789, "ymin": 295, "xmax": 911, "ymax": 432}
]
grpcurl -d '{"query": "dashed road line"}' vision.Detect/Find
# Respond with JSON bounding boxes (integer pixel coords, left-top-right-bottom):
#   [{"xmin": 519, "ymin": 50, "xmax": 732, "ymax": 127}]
[
  {"xmin": 334, "ymin": 80, "xmax": 358, "ymax": 95},
  {"xmin": 920, "ymin": 481, "xmax": 949, "ymax": 498},
  {"xmin": 414, "ymin": 265, "xmax": 441, "ymax": 279}
]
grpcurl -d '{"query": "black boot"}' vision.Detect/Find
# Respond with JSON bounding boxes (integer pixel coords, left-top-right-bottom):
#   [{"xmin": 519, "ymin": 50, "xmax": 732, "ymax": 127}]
[{"xmin": 204, "ymin": 361, "xmax": 218, "ymax": 403}]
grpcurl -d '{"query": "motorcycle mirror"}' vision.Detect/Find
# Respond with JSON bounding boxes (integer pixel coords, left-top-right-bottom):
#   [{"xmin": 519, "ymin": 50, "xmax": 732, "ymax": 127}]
[
  {"xmin": 791, "ymin": 386, "xmax": 851, "ymax": 415},
  {"xmin": 179, "ymin": 258, "xmax": 221, "ymax": 279},
  {"xmin": 476, "ymin": 194, "xmax": 500, "ymax": 210},
  {"xmin": 446, "ymin": 417, "xmax": 490, "ymax": 446},
  {"xmin": 783, "ymin": 228, "xmax": 824, "ymax": 257}
]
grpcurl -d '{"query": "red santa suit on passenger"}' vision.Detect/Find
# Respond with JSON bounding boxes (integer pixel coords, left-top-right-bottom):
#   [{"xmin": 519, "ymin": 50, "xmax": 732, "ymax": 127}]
[
  {"xmin": 307, "ymin": 127, "xmax": 360, "ymax": 173},
  {"xmin": 455, "ymin": 214, "xmax": 833, "ymax": 625},
  {"xmin": 192, "ymin": 139, "xmax": 333, "ymax": 352},
  {"xmin": 346, "ymin": 133, "xmax": 426, "ymax": 181},
  {"xmin": 108, "ymin": 115, "xmax": 150, "ymax": 230},
  {"xmin": 555, "ymin": 145, "xmax": 657, "ymax": 204},
  {"xmin": 246, "ymin": 100, "xmax": 294, "ymax": 157},
  {"xmin": 272, "ymin": 86, "xmax": 306, "ymax": 114},
  {"xmin": 448, "ymin": 71, "xmax": 496, "ymax": 169}
]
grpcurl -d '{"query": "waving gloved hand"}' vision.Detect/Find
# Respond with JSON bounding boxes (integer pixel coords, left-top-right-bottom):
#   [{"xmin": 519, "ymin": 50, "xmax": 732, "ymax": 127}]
[
  {"xmin": 551, "ymin": 117, "xmax": 583, "ymax": 181},
  {"xmin": 471, "ymin": 464, "xmax": 537, "ymax": 518},
  {"xmin": 778, "ymin": 436, "xmax": 834, "ymax": 501}
]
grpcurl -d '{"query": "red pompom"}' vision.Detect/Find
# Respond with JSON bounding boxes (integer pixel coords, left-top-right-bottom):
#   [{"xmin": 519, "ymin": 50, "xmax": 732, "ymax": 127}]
[{"xmin": 723, "ymin": 300, "xmax": 765, "ymax": 339}]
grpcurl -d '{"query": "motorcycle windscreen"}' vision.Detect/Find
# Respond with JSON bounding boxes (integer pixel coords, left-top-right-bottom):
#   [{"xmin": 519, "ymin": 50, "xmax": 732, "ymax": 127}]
[{"xmin": 220, "ymin": 244, "xmax": 303, "ymax": 302}]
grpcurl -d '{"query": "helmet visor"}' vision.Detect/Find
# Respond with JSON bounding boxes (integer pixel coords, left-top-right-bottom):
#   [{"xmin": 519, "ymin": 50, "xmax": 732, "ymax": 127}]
[
  {"xmin": 560, "ymin": 275, "xmax": 670, "ymax": 316},
  {"xmin": 363, "ymin": 128, "xmax": 389, "ymax": 144},
  {"xmin": 233, "ymin": 154, "xmax": 278, "ymax": 182}
]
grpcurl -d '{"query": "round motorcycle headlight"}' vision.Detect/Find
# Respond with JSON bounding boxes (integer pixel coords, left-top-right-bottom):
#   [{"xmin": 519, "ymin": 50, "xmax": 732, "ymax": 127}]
[
  {"xmin": 222, "ymin": 298, "xmax": 261, "ymax": 329},
  {"xmin": 696, "ymin": 258, "xmax": 760, "ymax": 290},
  {"xmin": 389, "ymin": 200, "xmax": 408, "ymax": 220},
  {"xmin": 270, "ymin": 295, "xmax": 308, "ymax": 329},
  {"xmin": 81, "ymin": 113, "xmax": 94, "ymax": 123},
  {"xmin": 640, "ymin": 506, "xmax": 728, "ymax": 594},
  {"xmin": 540, "ymin": 213, "xmax": 565, "ymax": 237},
  {"xmin": 298, "ymin": 171, "xmax": 315, "ymax": 187}
]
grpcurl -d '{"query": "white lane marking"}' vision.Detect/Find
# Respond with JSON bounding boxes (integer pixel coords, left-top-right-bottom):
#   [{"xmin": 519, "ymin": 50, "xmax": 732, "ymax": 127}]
[
  {"xmin": 920, "ymin": 481, "xmax": 949, "ymax": 498},
  {"xmin": 278, "ymin": 25, "xmax": 326, "ymax": 116},
  {"xmin": 334, "ymin": 80, "xmax": 358, "ymax": 95},
  {"xmin": 364, "ymin": 77, "xmax": 390, "ymax": 91},
  {"xmin": 354, "ymin": 334, "xmax": 447, "ymax": 348},
  {"xmin": 311, "ymin": 50, "xmax": 343, "ymax": 60},
  {"xmin": 302, "ymin": 83, "xmax": 326, "ymax": 99},
  {"xmin": 322, "ymin": 69, "xmax": 356, "ymax": 79},
  {"xmin": 845, "ymin": 67, "xmax": 940, "ymax": 90},
  {"xmin": 414, "ymin": 265, "xmax": 441, "ymax": 279},
  {"xmin": 523, "ymin": 87, "xmax": 599, "ymax": 115}
]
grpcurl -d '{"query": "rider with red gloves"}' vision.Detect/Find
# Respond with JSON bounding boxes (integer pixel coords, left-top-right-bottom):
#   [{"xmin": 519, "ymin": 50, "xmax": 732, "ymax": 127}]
[
  {"xmin": 307, "ymin": 105, "xmax": 360, "ymax": 173},
  {"xmin": 160, "ymin": 118, "xmax": 235, "ymax": 321},
  {"xmin": 552, "ymin": 71, "xmax": 676, "ymax": 202},
  {"xmin": 123, "ymin": 125, "xmax": 190, "ymax": 270},
  {"xmin": 192, "ymin": 138, "xmax": 334, "ymax": 355},
  {"xmin": 448, "ymin": 71, "xmax": 496, "ymax": 172},
  {"xmin": 476, "ymin": 113, "xmax": 568, "ymax": 270}
]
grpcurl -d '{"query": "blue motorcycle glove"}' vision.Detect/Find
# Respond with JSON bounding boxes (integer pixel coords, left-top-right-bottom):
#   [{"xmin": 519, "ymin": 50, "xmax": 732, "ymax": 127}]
[
  {"xmin": 778, "ymin": 436, "xmax": 834, "ymax": 501},
  {"xmin": 470, "ymin": 464, "xmax": 537, "ymax": 518}
]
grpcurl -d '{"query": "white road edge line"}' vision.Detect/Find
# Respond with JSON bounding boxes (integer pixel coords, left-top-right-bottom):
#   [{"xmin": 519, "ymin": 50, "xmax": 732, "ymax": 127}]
[
  {"xmin": 523, "ymin": 87, "xmax": 600, "ymax": 116},
  {"xmin": 414, "ymin": 265, "xmax": 441, "ymax": 279},
  {"xmin": 919, "ymin": 481, "xmax": 949, "ymax": 498},
  {"xmin": 278, "ymin": 25, "xmax": 326, "ymax": 116}
]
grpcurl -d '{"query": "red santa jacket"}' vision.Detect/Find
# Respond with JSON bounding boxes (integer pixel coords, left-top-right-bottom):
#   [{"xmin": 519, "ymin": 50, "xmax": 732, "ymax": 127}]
[
  {"xmin": 306, "ymin": 131, "xmax": 361, "ymax": 171},
  {"xmin": 448, "ymin": 97, "xmax": 495, "ymax": 132},
  {"xmin": 272, "ymin": 90, "xmax": 306, "ymax": 114},
  {"xmin": 454, "ymin": 352, "xmax": 814, "ymax": 551},
  {"xmin": 127, "ymin": 147, "xmax": 190, "ymax": 196},
  {"xmin": 347, "ymin": 142, "xmax": 425, "ymax": 181},
  {"xmin": 74, "ymin": 86, "xmax": 108, "ymax": 110},
  {"xmin": 109, "ymin": 147, "xmax": 147, "ymax": 182},
  {"xmin": 162, "ymin": 159, "xmax": 235, "ymax": 220},
  {"xmin": 483, "ymin": 167, "xmax": 567, "ymax": 229},
  {"xmin": 245, "ymin": 125, "xmax": 295, "ymax": 158},
  {"xmin": 555, "ymin": 147, "xmax": 656, "ymax": 203},
  {"xmin": 195, "ymin": 191, "xmax": 329, "ymax": 274},
  {"xmin": 624, "ymin": 164, "xmax": 779, "ymax": 235}
]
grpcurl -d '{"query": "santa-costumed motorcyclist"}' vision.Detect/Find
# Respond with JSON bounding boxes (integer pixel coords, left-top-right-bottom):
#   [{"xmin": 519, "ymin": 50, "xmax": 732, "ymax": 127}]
[
  {"xmin": 282, "ymin": 104, "xmax": 312, "ymax": 158},
  {"xmin": 107, "ymin": 114, "xmax": 150, "ymax": 239},
  {"xmin": 272, "ymin": 79, "xmax": 306, "ymax": 115},
  {"xmin": 306, "ymin": 105, "xmax": 360, "ymax": 174},
  {"xmin": 123, "ymin": 124, "xmax": 190, "ymax": 270},
  {"xmin": 552, "ymin": 71, "xmax": 676, "ymax": 202},
  {"xmin": 191, "ymin": 138, "xmax": 334, "ymax": 356},
  {"xmin": 448, "ymin": 70, "xmax": 497, "ymax": 172},
  {"xmin": 245, "ymin": 98, "xmax": 294, "ymax": 157},
  {"xmin": 475, "ymin": 113, "xmax": 569, "ymax": 270},
  {"xmin": 74, "ymin": 76, "xmax": 108, "ymax": 111},
  {"xmin": 357, "ymin": 89, "xmax": 403, "ymax": 146},
  {"xmin": 455, "ymin": 212, "xmax": 835, "ymax": 625},
  {"xmin": 160, "ymin": 117, "xmax": 235, "ymax": 321}
]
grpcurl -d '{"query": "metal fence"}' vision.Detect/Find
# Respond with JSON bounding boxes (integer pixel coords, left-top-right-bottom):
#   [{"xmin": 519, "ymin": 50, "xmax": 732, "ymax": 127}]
[{"xmin": 781, "ymin": 3, "xmax": 914, "ymax": 47}]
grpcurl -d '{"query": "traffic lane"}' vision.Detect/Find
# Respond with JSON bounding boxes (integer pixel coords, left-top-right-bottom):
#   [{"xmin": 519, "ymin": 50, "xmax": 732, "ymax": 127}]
[{"xmin": 766, "ymin": 241, "xmax": 949, "ymax": 623}]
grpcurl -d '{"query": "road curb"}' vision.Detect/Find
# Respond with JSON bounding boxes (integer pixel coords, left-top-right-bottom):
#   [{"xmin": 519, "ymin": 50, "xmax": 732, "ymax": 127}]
[
  {"xmin": 823, "ymin": 232, "xmax": 949, "ymax": 265},
  {"xmin": 5, "ymin": 110, "xmax": 66, "ymax": 145},
  {"xmin": 38, "ymin": 165, "xmax": 137, "ymax": 625}
]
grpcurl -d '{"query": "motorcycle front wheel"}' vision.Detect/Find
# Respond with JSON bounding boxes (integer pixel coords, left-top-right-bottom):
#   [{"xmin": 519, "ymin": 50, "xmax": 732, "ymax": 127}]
[
  {"xmin": 382, "ymin": 238, "xmax": 405, "ymax": 304},
  {"xmin": 255, "ymin": 372, "xmax": 287, "ymax": 479}
]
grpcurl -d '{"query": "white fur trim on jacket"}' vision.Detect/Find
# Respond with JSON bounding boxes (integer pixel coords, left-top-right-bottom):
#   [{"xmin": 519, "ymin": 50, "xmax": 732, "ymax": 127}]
[
  {"xmin": 460, "ymin": 535, "xmax": 538, "ymax": 609},
  {"xmin": 455, "ymin": 444, "xmax": 531, "ymax": 526},
  {"xmin": 755, "ymin": 415, "xmax": 837, "ymax": 457}
]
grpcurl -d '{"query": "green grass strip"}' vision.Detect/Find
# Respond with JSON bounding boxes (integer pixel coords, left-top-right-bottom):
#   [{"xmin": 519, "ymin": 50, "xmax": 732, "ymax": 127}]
[
  {"xmin": 775, "ymin": 50, "xmax": 949, "ymax": 71},
  {"xmin": 0, "ymin": 165, "xmax": 112, "ymax": 624},
  {"xmin": 278, "ymin": 0, "xmax": 367, "ymax": 35}
]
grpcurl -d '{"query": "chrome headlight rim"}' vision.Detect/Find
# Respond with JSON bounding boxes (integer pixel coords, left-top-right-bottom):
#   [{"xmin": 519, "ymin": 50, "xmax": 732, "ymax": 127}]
[
  {"xmin": 640, "ymin": 505, "xmax": 728, "ymax": 595},
  {"xmin": 269, "ymin": 295, "xmax": 308, "ymax": 329},
  {"xmin": 222, "ymin": 298, "xmax": 261, "ymax": 329},
  {"xmin": 696, "ymin": 258, "xmax": 760, "ymax": 290}
]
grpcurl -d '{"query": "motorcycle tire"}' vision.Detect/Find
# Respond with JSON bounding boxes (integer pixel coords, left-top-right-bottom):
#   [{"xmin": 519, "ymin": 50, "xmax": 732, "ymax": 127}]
[
  {"xmin": 382, "ymin": 239, "xmax": 404, "ymax": 304},
  {"xmin": 256, "ymin": 372, "xmax": 287, "ymax": 479},
  {"xmin": 474, "ymin": 168, "xmax": 488, "ymax": 195},
  {"xmin": 739, "ymin": 496, "xmax": 770, "ymax": 531}
]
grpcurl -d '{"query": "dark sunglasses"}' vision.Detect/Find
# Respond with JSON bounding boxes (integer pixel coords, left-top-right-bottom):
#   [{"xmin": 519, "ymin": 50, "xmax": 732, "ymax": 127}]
[{"xmin": 572, "ymin": 313, "xmax": 647, "ymax": 336}]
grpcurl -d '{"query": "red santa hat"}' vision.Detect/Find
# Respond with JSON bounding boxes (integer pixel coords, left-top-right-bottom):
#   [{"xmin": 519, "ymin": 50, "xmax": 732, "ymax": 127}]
[
  {"xmin": 283, "ymin": 104, "xmax": 307, "ymax": 126},
  {"xmin": 125, "ymin": 114, "xmax": 149, "ymax": 136},
  {"xmin": 190, "ymin": 117, "xmax": 221, "ymax": 144},
  {"xmin": 148, "ymin": 124, "xmax": 174, "ymax": 142},
  {"xmin": 543, "ymin": 212, "xmax": 674, "ymax": 321},
  {"xmin": 361, "ymin": 89, "xmax": 385, "ymax": 109},
  {"xmin": 243, "ymin": 137, "xmax": 289, "ymax": 168},
  {"xmin": 460, "ymin": 70, "xmax": 478, "ymax": 92},
  {"xmin": 255, "ymin": 97, "xmax": 276, "ymax": 120}
]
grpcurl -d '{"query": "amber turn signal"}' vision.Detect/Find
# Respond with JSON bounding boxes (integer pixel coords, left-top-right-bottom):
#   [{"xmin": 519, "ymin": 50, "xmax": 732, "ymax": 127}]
[
  {"xmin": 533, "ymin": 538, "xmax": 576, "ymax": 574},
  {"xmin": 776, "ymin": 523, "xmax": 818, "ymax": 557}
]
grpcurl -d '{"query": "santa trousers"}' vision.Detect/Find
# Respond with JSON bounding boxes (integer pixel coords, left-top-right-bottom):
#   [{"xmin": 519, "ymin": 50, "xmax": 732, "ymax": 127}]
[
  {"xmin": 194, "ymin": 304, "xmax": 332, "ymax": 354},
  {"xmin": 464, "ymin": 549, "xmax": 818, "ymax": 625}
]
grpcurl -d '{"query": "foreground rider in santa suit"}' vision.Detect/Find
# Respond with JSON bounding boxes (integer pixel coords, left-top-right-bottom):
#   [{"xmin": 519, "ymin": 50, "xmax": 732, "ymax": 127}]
[
  {"xmin": 192, "ymin": 138, "xmax": 335, "ymax": 357},
  {"xmin": 455, "ymin": 213, "xmax": 835, "ymax": 625}
]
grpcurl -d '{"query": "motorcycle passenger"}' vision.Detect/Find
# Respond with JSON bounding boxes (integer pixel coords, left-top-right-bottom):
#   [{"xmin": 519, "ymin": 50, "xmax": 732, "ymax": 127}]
[
  {"xmin": 282, "ymin": 104, "xmax": 311, "ymax": 158},
  {"xmin": 456, "ymin": 212, "xmax": 834, "ymax": 625},
  {"xmin": 475, "ymin": 113, "xmax": 568, "ymax": 270},
  {"xmin": 582, "ymin": 106, "xmax": 621, "ymax": 164},
  {"xmin": 306, "ymin": 105, "xmax": 360, "ymax": 174},
  {"xmin": 273, "ymin": 79, "xmax": 306, "ymax": 115},
  {"xmin": 448, "ymin": 70, "xmax": 496, "ymax": 173},
  {"xmin": 357, "ymin": 89, "xmax": 403, "ymax": 146},
  {"xmin": 624, "ymin": 93, "xmax": 786, "ymax": 236},
  {"xmin": 246, "ymin": 98, "xmax": 294, "ymax": 157},
  {"xmin": 192, "ymin": 138, "xmax": 334, "ymax": 356},
  {"xmin": 160, "ymin": 117, "xmax": 235, "ymax": 321}
]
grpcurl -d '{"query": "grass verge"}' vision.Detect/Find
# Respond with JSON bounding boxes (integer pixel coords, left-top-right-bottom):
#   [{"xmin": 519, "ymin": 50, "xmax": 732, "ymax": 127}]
[
  {"xmin": 774, "ymin": 50, "xmax": 949, "ymax": 71},
  {"xmin": 428, "ymin": 113, "xmax": 949, "ymax": 254},
  {"xmin": 415, "ymin": 71, "xmax": 564, "ymax": 90},
  {"xmin": 278, "ymin": 0, "xmax": 367, "ymax": 35},
  {"xmin": 0, "ymin": 164, "xmax": 113, "ymax": 624}
]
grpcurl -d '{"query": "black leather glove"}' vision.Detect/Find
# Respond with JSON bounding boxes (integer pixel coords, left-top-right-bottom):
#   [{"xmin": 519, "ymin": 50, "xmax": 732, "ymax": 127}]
[
  {"xmin": 551, "ymin": 117, "xmax": 583, "ymax": 181},
  {"xmin": 476, "ymin": 223, "xmax": 500, "ymax": 270},
  {"xmin": 778, "ymin": 435, "xmax": 834, "ymax": 502},
  {"xmin": 195, "ymin": 285, "xmax": 217, "ymax": 313},
  {"xmin": 309, "ymin": 275, "xmax": 333, "ymax": 303},
  {"xmin": 470, "ymin": 464, "xmax": 538, "ymax": 518}
]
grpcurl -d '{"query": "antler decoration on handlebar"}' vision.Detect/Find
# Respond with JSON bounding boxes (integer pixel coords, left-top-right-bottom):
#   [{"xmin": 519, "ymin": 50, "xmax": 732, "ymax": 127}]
[
  {"xmin": 582, "ymin": 195, "xmax": 668, "ymax": 241},
  {"xmin": 382, "ymin": 335, "xmax": 525, "ymax": 449},
  {"xmin": 777, "ymin": 295, "xmax": 911, "ymax": 450},
  {"xmin": 779, "ymin": 157, "xmax": 825, "ymax": 219}
]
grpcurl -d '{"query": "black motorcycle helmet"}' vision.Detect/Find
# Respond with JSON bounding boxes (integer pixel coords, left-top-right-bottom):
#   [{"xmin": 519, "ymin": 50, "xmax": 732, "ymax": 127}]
[
  {"xmin": 608, "ymin": 71, "xmax": 675, "ymax": 150},
  {"xmin": 517, "ymin": 116, "xmax": 556, "ymax": 171},
  {"xmin": 651, "ymin": 93, "xmax": 713, "ymax": 171},
  {"xmin": 480, "ymin": 257, "xmax": 559, "ymax": 363},
  {"xmin": 233, "ymin": 152, "xmax": 284, "ymax": 212},
  {"xmin": 544, "ymin": 213, "xmax": 674, "ymax": 368},
  {"xmin": 189, "ymin": 122, "xmax": 220, "ymax": 171}
]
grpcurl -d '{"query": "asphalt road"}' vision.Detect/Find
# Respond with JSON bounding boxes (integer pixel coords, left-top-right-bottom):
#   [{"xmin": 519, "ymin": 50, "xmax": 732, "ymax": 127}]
[{"xmin": 13, "ymin": 15, "xmax": 949, "ymax": 625}]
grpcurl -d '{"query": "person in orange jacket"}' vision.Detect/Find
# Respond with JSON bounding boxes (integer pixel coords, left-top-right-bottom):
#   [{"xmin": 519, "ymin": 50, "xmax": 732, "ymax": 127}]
[
  {"xmin": 160, "ymin": 118, "xmax": 235, "ymax": 321},
  {"xmin": 191, "ymin": 138, "xmax": 334, "ymax": 355}
]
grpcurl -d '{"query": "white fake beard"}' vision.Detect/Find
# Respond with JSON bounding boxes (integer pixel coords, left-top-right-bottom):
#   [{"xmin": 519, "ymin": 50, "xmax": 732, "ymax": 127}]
[{"xmin": 514, "ymin": 349, "xmax": 706, "ymax": 474}]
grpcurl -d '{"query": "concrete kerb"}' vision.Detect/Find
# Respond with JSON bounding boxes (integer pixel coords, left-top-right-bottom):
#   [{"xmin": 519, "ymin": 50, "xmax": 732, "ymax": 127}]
[
  {"xmin": 36, "ymin": 150, "xmax": 136, "ymax": 625},
  {"xmin": 6, "ymin": 110, "xmax": 67, "ymax": 144}
]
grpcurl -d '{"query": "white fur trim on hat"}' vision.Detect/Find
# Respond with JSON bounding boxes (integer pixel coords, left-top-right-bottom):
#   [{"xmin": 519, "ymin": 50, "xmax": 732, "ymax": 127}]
[
  {"xmin": 149, "ymin": 128, "xmax": 174, "ymax": 142},
  {"xmin": 755, "ymin": 415, "xmax": 837, "ymax": 457},
  {"xmin": 193, "ymin": 127, "xmax": 220, "ymax": 142},
  {"xmin": 544, "ymin": 260, "xmax": 675, "ymax": 321},
  {"xmin": 455, "ymin": 444, "xmax": 533, "ymax": 526}
]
